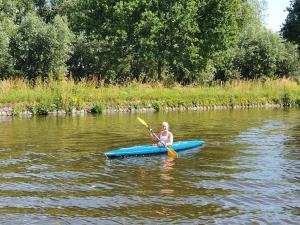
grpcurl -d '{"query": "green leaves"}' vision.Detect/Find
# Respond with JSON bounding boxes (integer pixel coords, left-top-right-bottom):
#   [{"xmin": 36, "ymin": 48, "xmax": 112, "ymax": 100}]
[
  {"xmin": 229, "ymin": 26, "xmax": 300, "ymax": 80},
  {"xmin": 11, "ymin": 13, "xmax": 73, "ymax": 79},
  {"xmin": 0, "ymin": 0, "xmax": 299, "ymax": 83},
  {"xmin": 282, "ymin": 0, "xmax": 300, "ymax": 47}
]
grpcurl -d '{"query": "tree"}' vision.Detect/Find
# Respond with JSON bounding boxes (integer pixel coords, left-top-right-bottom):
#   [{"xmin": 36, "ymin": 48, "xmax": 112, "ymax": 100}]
[
  {"xmin": 282, "ymin": 0, "xmax": 300, "ymax": 48},
  {"xmin": 135, "ymin": 0, "xmax": 201, "ymax": 83},
  {"xmin": 2, "ymin": 0, "xmax": 299, "ymax": 83},
  {"xmin": 10, "ymin": 13, "xmax": 74, "ymax": 79},
  {"xmin": 236, "ymin": 29, "xmax": 281, "ymax": 78},
  {"xmin": 196, "ymin": 0, "xmax": 246, "ymax": 81},
  {"xmin": 67, "ymin": 0, "xmax": 246, "ymax": 83},
  {"xmin": 219, "ymin": 0, "xmax": 300, "ymax": 80},
  {"xmin": 0, "ymin": 0, "xmax": 18, "ymax": 77}
]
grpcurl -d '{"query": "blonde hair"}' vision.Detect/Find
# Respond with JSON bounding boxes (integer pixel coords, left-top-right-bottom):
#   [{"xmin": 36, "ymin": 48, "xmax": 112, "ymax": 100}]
[{"xmin": 162, "ymin": 121, "xmax": 169, "ymax": 128}]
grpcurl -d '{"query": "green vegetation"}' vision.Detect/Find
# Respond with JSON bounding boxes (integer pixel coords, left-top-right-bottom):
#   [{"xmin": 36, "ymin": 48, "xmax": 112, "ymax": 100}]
[
  {"xmin": 282, "ymin": 0, "xmax": 300, "ymax": 49},
  {"xmin": 0, "ymin": 0, "xmax": 299, "ymax": 84},
  {"xmin": 91, "ymin": 103, "xmax": 103, "ymax": 114},
  {"xmin": 0, "ymin": 78, "xmax": 299, "ymax": 115},
  {"xmin": 1, "ymin": 0, "xmax": 300, "ymax": 115}
]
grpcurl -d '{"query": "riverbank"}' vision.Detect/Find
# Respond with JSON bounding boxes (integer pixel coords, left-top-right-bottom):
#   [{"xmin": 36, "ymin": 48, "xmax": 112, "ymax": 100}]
[{"xmin": 0, "ymin": 78, "xmax": 299, "ymax": 116}]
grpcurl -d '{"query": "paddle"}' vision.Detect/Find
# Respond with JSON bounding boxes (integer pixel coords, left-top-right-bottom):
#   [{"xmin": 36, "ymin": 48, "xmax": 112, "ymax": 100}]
[{"xmin": 137, "ymin": 117, "xmax": 177, "ymax": 158}]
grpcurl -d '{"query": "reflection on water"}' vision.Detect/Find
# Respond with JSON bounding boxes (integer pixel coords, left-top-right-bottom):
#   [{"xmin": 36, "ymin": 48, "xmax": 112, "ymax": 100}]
[
  {"xmin": 0, "ymin": 109, "xmax": 299, "ymax": 224},
  {"xmin": 160, "ymin": 157, "xmax": 175, "ymax": 195}
]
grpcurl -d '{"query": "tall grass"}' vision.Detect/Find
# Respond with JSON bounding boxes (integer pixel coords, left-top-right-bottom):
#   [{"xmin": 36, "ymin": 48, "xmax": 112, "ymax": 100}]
[{"xmin": 0, "ymin": 78, "xmax": 299, "ymax": 113}]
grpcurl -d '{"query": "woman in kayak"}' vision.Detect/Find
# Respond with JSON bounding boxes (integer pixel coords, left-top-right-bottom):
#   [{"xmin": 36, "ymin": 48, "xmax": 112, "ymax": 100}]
[{"xmin": 150, "ymin": 121, "xmax": 173, "ymax": 146}]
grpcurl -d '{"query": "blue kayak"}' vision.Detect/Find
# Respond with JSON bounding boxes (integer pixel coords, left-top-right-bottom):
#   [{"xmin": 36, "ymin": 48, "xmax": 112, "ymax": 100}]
[{"xmin": 104, "ymin": 140, "xmax": 204, "ymax": 158}]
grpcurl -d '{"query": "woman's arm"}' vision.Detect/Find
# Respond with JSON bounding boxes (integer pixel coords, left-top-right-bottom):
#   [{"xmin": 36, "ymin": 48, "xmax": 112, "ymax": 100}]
[
  {"xmin": 166, "ymin": 132, "xmax": 173, "ymax": 146},
  {"xmin": 150, "ymin": 130, "xmax": 160, "ymax": 141}
]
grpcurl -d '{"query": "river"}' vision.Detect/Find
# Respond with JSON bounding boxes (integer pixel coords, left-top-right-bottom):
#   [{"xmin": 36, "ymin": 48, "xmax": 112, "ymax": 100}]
[{"xmin": 0, "ymin": 109, "xmax": 299, "ymax": 224}]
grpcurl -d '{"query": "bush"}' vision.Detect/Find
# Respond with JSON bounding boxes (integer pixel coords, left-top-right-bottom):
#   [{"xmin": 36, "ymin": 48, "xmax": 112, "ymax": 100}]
[
  {"xmin": 230, "ymin": 27, "xmax": 300, "ymax": 80},
  {"xmin": 282, "ymin": 92, "xmax": 295, "ymax": 107},
  {"xmin": 12, "ymin": 105, "xmax": 25, "ymax": 115},
  {"xmin": 152, "ymin": 102, "xmax": 161, "ymax": 111},
  {"xmin": 31, "ymin": 103, "xmax": 49, "ymax": 115},
  {"xmin": 91, "ymin": 103, "xmax": 102, "ymax": 114}
]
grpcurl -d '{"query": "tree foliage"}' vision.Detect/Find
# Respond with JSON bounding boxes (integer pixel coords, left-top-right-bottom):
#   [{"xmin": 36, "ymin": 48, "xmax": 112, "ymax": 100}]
[
  {"xmin": 215, "ymin": 0, "xmax": 300, "ymax": 80},
  {"xmin": 0, "ymin": 0, "xmax": 299, "ymax": 83},
  {"xmin": 10, "ymin": 13, "xmax": 73, "ymax": 79},
  {"xmin": 282, "ymin": 0, "xmax": 300, "ymax": 47},
  {"xmin": 233, "ymin": 27, "xmax": 300, "ymax": 79},
  {"xmin": 0, "ymin": 0, "xmax": 18, "ymax": 76}
]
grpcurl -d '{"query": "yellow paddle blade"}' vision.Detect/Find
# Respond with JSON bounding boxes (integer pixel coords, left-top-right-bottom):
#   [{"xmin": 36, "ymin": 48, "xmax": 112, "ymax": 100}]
[
  {"xmin": 137, "ymin": 117, "xmax": 148, "ymax": 127},
  {"xmin": 167, "ymin": 147, "xmax": 177, "ymax": 158}
]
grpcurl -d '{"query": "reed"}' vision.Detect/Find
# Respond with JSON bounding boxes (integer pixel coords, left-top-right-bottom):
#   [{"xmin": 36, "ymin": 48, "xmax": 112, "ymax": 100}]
[{"xmin": 0, "ymin": 78, "xmax": 299, "ymax": 114}]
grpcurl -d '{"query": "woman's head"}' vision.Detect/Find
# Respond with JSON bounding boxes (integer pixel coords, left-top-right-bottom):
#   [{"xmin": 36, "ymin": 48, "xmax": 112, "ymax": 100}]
[{"xmin": 162, "ymin": 121, "xmax": 169, "ymax": 131}]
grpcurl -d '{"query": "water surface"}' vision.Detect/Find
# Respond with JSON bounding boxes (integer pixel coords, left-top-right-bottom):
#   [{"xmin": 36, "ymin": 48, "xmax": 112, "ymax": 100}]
[{"xmin": 0, "ymin": 109, "xmax": 299, "ymax": 224}]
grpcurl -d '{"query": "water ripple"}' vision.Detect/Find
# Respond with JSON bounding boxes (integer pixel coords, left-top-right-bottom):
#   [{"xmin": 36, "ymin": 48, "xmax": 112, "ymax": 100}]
[{"xmin": 0, "ymin": 110, "xmax": 299, "ymax": 224}]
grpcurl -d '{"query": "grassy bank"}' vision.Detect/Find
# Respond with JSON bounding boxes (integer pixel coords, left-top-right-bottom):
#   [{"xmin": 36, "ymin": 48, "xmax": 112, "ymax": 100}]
[{"xmin": 0, "ymin": 78, "xmax": 299, "ymax": 115}]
